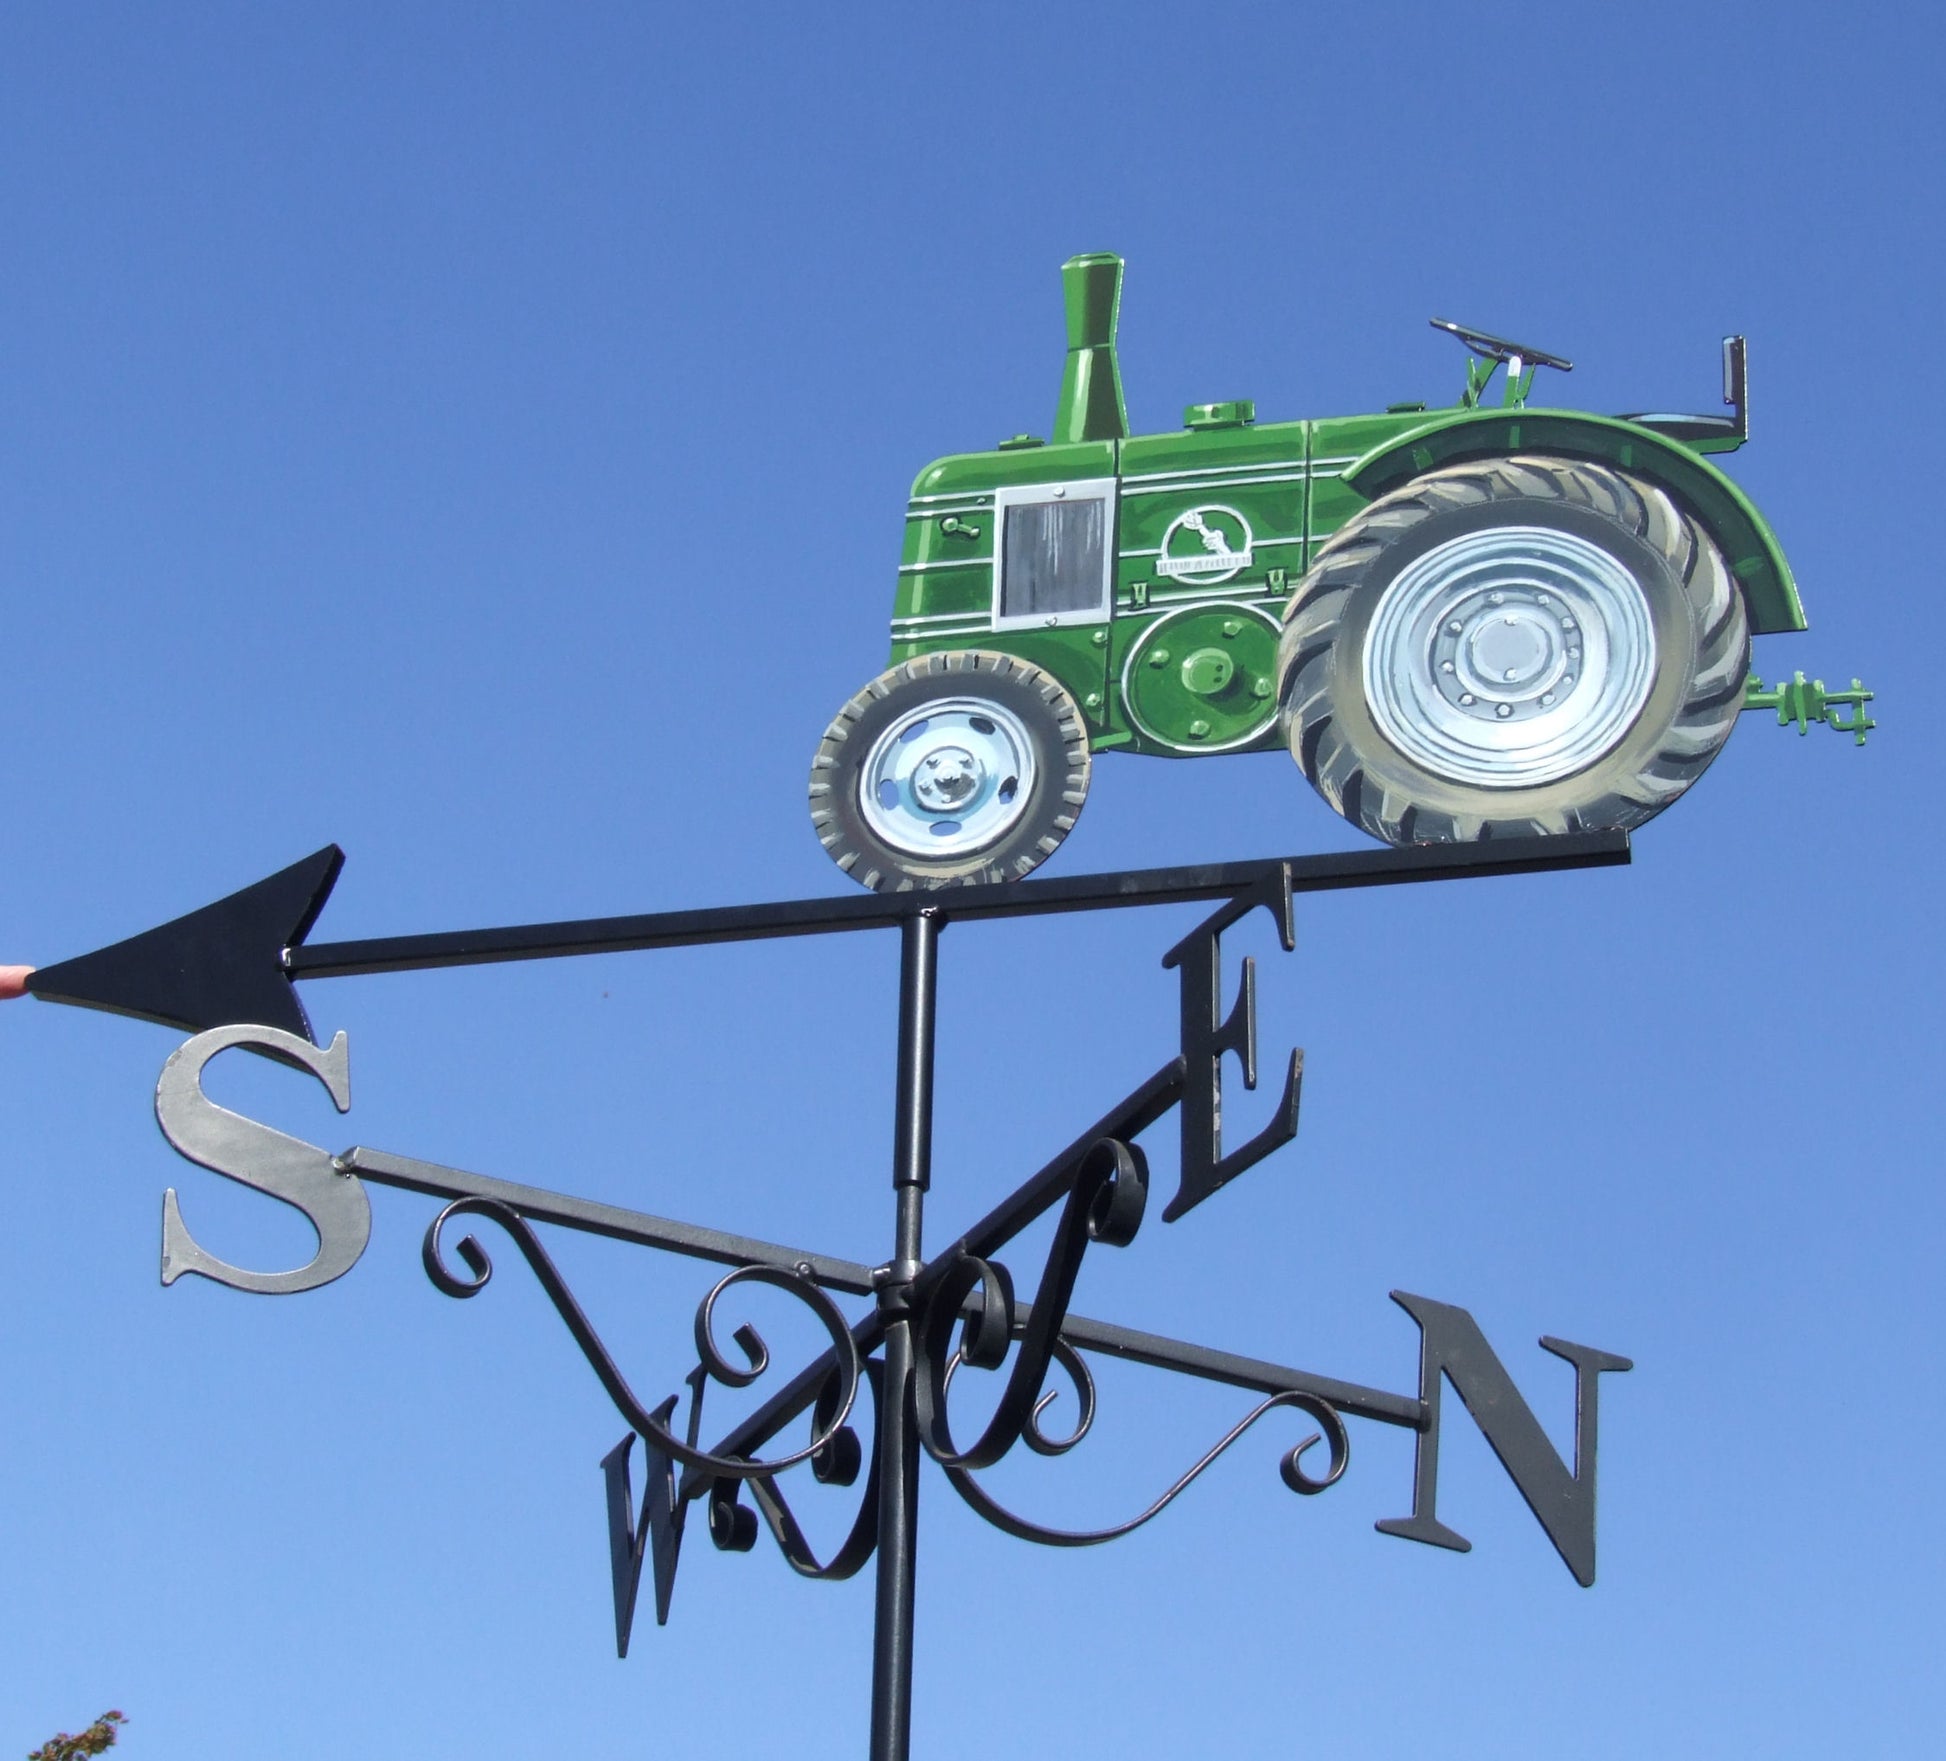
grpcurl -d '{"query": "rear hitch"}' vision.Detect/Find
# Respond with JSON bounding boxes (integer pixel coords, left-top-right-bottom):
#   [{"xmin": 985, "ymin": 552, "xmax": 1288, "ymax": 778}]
[{"xmin": 1743, "ymin": 671, "xmax": 1875, "ymax": 746}]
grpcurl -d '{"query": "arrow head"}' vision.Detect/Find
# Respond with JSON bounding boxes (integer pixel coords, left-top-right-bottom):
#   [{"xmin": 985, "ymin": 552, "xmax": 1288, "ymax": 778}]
[{"xmin": 27, "ymin": 847, "xmax": 344, "ymax": 1042}]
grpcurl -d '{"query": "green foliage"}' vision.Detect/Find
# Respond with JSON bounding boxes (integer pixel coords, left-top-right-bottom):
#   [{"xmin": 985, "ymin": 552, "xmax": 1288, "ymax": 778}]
[{"xmin": 26, "ymin": 1711, "xmax": 123, "ymax": 1760}]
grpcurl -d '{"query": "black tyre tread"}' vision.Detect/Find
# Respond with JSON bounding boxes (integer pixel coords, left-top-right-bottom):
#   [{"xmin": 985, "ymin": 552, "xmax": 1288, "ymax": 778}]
[
  {"xmin": 809, "ymin": 650, "xmax": 1091, "ymax": 892},
  {"xmin": 1277, "ymin": 454, "xmax": 1751, "ymax": 845}
]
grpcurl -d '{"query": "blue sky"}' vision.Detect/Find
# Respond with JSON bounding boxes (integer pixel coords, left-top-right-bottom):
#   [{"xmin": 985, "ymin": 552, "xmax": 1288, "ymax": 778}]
[{"xmin": 2, "ymin": 4, "xmax": 1940, "ymax": 1755}]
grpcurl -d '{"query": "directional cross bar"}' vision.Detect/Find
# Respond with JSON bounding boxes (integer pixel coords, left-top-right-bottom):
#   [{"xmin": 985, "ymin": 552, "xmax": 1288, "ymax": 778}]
[
  {"xmin": 286, "ymin": 831, "xmax": 1630, "ymax": 977},
  {"xmin": 335, "ymin": 1094, "xmax": 1426, "ymax": 1476},
  {"xmin": 22, "ymin": 831, "xmax": 1629, "ymax": 1039}
]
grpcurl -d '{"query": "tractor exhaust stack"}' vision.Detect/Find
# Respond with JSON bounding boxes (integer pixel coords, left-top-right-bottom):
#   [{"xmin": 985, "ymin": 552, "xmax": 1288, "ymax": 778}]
[{"xmin": 1053, "ymin": 253, "xmax": 1129, "ymax": 444}]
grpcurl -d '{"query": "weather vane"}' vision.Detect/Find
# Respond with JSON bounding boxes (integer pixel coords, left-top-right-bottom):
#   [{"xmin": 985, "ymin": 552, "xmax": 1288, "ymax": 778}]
[{"xmin": 5, "ymin": 251, "xmax": 1870, "ymax": 1758}]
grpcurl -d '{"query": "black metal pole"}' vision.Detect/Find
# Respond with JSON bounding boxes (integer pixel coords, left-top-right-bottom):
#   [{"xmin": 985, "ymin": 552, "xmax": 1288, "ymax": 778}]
[{"xmin": 870, "ymin": 908, "xmax": 938, "ymax": 1761}]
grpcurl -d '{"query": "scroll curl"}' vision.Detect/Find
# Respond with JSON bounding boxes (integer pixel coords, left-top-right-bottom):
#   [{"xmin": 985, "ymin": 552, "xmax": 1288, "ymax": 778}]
[
  {"xmin": 422, "ymin": 1196, "xmax": 860, "ymax": 1482},
  {"xmin": 1021, "ymin": 1337, "xmax": 1095, "ymax": 1458},
  {"xmin": 726, "ymin": 1360, "xmax": 885, "ymax": 1581},
  {"xmin": 942, "ymin": 1368, "xmax": 1350, "ymax": 1547},
  {"xmin": 914, "ymin": 1136, "xmax": 1147, "ymax": 1470}
]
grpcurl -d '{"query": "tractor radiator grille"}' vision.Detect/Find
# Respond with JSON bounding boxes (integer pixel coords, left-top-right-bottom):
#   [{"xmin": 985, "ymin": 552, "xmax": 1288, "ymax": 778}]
[{"xmin": 1001, "ymin": 497, "xmax": 1107, "ymax": 619}]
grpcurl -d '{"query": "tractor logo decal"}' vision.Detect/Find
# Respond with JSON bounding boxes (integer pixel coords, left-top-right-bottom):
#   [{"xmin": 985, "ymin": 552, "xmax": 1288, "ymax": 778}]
[{"xmin": 1157, "ymin": 505, "xmax": 1253, "ymax": 584}]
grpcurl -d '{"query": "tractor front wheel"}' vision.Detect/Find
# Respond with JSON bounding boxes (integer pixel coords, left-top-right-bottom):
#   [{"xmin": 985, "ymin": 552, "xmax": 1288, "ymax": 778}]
[
  {"xmin": 809, "ymin": 651, "xmax": 1092, "ymax": 891},
  {"xmin": 1277, "ymin": 455, "xmax": 1749, "ymax": 844}
]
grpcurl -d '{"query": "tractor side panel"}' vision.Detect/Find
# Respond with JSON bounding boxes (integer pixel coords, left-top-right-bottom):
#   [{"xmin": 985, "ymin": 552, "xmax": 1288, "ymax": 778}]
[
  {"xmin": 1109, "ymin": 422, "xmax": 1311, "ymax": 757},
  {"xmin": 891, "ymin": 441, "xmax": 1118, "ymax": 735},
  {"xmin": 1306, "ymin": 413, "xmax": 1431, "ymax": 557},
  {"xmin": 893, "ymin": 486, "xmax": 994, "ymax": 637}
]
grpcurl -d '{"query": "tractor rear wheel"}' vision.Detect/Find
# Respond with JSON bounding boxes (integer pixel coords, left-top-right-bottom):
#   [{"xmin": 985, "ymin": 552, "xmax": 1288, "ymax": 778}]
[
  {"xmin": 1276, "ymin": 455, "xmax": 1749, "ymax": 844},
  {"xmin": 810, "ymin": 651, "xmax": 1092, "ymax": 891}
]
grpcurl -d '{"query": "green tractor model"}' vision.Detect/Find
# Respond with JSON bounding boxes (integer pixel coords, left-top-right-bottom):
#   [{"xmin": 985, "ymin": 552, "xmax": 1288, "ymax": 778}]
[{"xmin": 810, "ymin": 254, "xmax": 1869, "ymax": 890}]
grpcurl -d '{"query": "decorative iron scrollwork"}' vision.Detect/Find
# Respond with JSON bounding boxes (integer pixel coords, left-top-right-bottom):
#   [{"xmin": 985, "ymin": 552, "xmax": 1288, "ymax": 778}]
[
  {"xmin": 735, "ymin": 1360, "xmax": 885, "ymax": 1581},
  {"xmin": 913, "ymin": 1136, "xmax": 1148, "ymax": 1470},
  {"xmin": 940, "ymin": 1364, "xmax": 1350, "ymax": 1547},
  {"xmin": 422, "ymin": 1196, "xmax": 862, "ymax": 1481},
  {"xmin": 904, "ymin": 1125, "xmax": 1349, "ymax": 1547}
]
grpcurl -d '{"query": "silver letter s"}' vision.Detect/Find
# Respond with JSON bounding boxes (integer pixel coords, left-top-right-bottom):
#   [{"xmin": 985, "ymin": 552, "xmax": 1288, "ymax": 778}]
[{"xmin": 156, "ymin": 1024, "xmax": 370, "ymax": 1295}]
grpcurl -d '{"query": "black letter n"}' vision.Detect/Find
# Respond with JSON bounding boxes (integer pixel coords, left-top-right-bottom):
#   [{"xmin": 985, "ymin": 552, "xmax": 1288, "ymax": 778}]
[{"xmin": 1377, "ymin": 1291, "xmax": 1632, "ymax": 1587}]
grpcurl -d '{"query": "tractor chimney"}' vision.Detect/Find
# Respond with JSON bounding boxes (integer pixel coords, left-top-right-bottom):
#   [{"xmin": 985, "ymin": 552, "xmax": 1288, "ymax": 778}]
[{"xmin": 1053, "ymin": 253, "xmax": 1129, "ymax": 444}]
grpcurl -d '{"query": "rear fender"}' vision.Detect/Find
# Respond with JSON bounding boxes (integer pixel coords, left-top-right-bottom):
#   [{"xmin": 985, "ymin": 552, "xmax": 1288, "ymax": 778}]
[{"xmin": 1342, "ymin": 409, "xmax": 1805, "ymax": 634}]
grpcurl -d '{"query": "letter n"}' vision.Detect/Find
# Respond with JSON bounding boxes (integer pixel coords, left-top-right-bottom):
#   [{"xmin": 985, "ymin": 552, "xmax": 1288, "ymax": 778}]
[{"xmin": 1376, "ymin": 1291, "xmax": 1632, "ymax": 1586}]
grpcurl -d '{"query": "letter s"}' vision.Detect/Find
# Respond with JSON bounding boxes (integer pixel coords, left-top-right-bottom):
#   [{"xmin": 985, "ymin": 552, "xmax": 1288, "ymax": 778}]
[{"xmin": 156, "ymin": 1024, "xmax": 370, "ymax": 1295}]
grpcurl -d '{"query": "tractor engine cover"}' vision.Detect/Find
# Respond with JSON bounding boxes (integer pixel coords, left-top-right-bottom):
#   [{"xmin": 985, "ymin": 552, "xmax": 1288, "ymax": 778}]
[{"xmin": 1121, "ymin": 603, "xmax": 1281, "ymax": 753}]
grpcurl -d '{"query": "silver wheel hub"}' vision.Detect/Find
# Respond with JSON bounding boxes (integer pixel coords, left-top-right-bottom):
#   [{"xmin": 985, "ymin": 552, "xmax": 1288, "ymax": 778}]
[
  {"xmin": 912, "ymin": 747, "xmax": 979, "ymax": 810},
  {"xmin": 859, "ymin": 696, "xmax": 1037, "ymax": 858},
  {"xmin": 1363, "ymin": 526, "xmax": 1658, "ymax": 788}
]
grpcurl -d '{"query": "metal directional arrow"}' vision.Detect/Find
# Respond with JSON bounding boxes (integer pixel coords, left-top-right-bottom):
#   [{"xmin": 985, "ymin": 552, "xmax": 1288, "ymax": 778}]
[{"xmin": 7, "ymin": 830, "xmax": 1636, "ymax": 1761}]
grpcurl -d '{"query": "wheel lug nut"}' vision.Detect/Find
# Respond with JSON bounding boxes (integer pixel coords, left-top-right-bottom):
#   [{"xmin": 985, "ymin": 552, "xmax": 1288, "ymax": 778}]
[
  {"xmin": 1495, "ymin": 703, "xmax": 1512, "ymax": 718},
  {"xmin": 1448, "ymin": 620, "xmax": 1463, "ymax": 635},
  {"xmin": 1459, "ymin": 693, "xmax": 1475, "ymax": 706}
]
